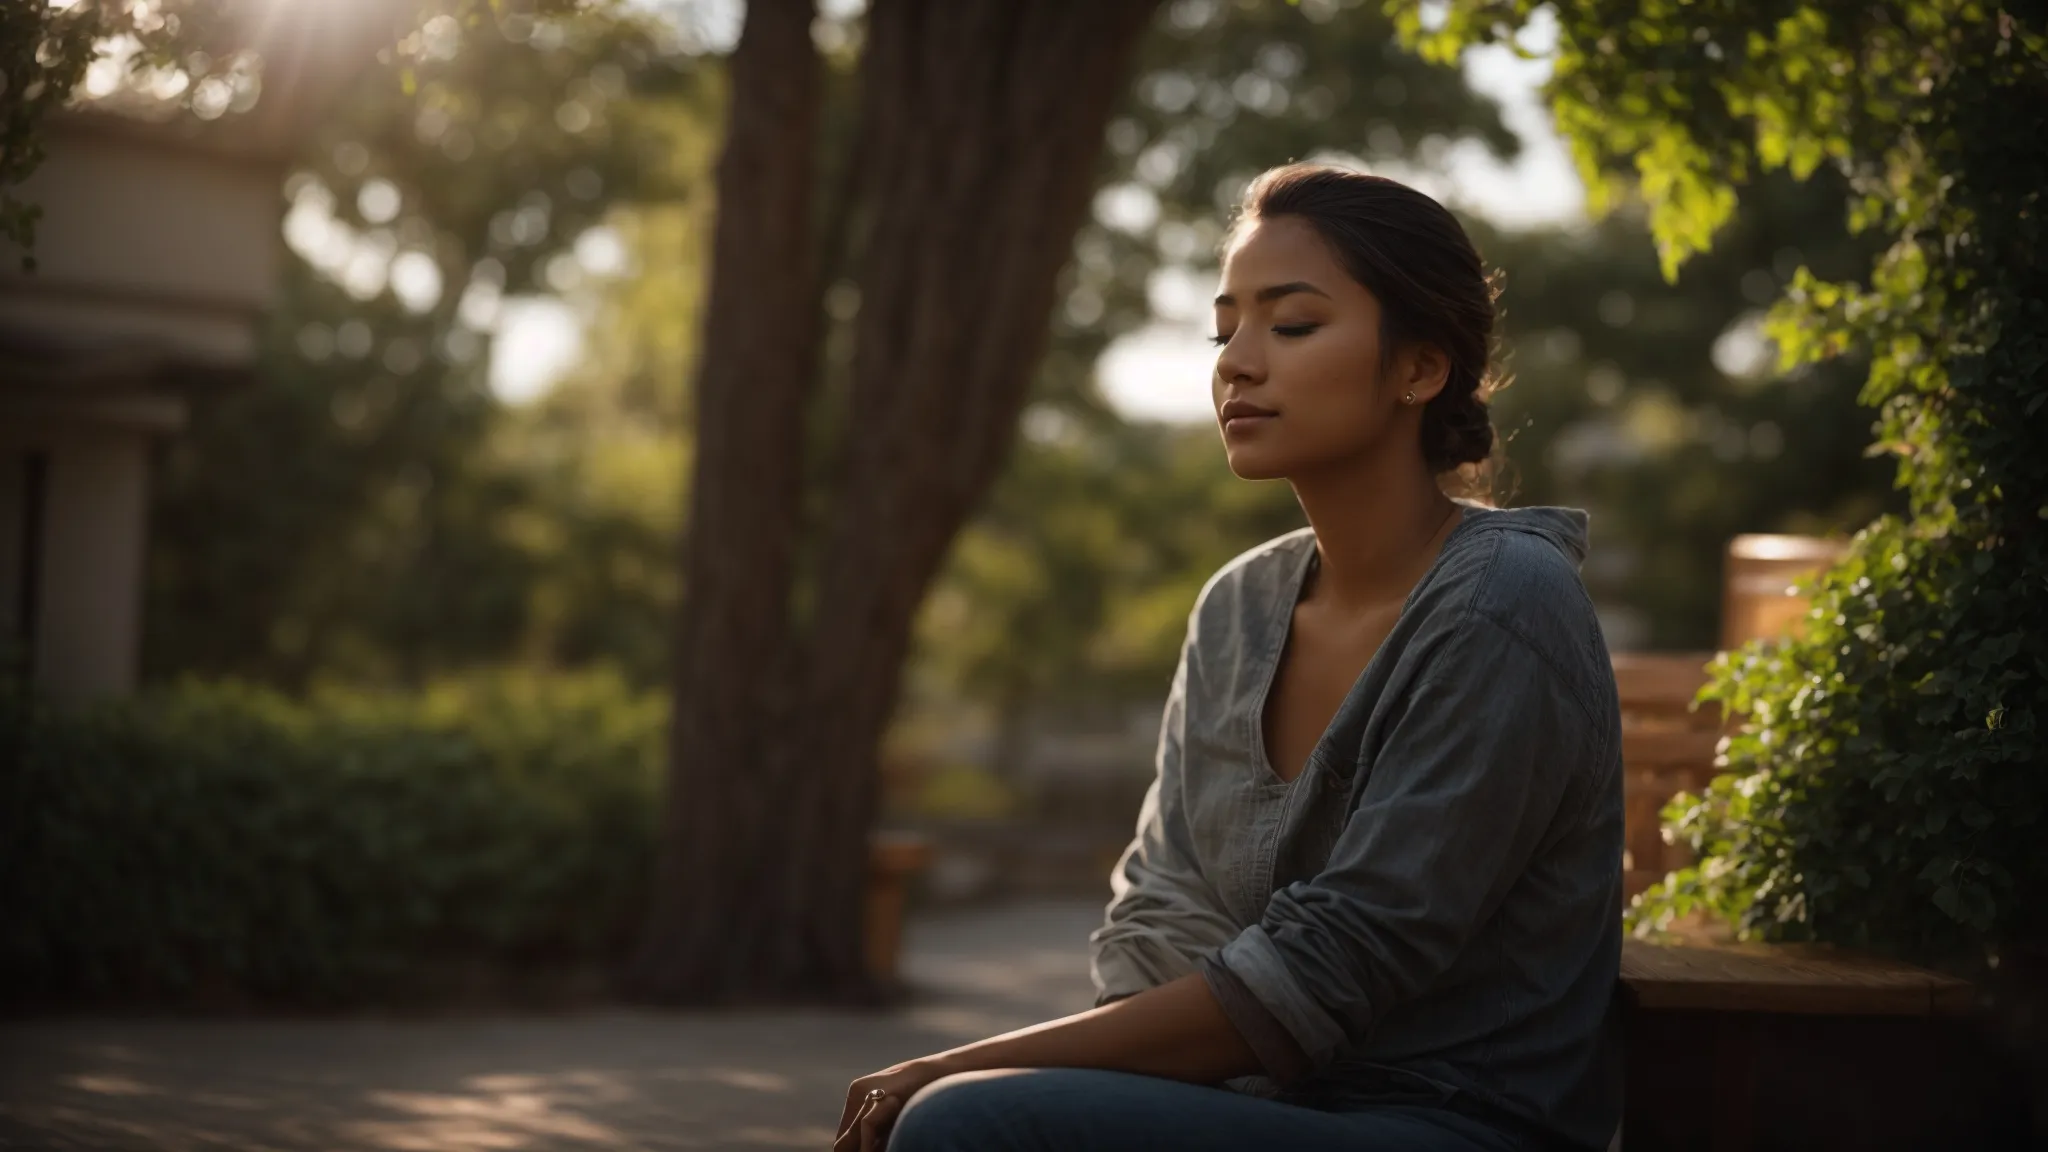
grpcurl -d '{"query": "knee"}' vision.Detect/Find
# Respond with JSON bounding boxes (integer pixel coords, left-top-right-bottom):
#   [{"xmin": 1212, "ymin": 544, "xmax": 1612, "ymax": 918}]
[{"xmin": 886, "ymin": 1069, "xmax": 1036, "ymax": 1152}]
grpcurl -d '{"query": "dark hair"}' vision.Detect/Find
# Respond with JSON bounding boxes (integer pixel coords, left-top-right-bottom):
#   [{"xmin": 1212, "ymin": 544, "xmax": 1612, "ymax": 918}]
[{"xmin": 1231, "ymin": 163, "xmax": 1503, "ymax": 476}]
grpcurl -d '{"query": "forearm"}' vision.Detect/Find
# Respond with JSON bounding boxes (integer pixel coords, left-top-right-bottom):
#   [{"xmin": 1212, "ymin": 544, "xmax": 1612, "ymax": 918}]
[{"xmin": 923, "ymin": 973, "xmax": 1260, "ymax": 1085}]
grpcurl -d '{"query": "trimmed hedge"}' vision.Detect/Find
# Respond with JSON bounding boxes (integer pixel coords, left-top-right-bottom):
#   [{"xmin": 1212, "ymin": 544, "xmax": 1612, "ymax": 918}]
[{"xmin": 0, "ymin": 671, "xmax": 664, "ymax": 1009}]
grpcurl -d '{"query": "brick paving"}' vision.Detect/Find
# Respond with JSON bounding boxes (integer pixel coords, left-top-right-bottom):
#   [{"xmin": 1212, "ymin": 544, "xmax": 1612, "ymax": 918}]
[{"xmin": 0, "ymin": 900, "xmax": 1106, "ymax": 1151}]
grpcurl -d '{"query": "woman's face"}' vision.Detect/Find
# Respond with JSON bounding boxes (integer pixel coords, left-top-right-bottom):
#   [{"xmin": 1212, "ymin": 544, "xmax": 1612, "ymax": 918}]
[{"xmin": 1210, "ymin": 214, "xmax": 1445, "ymax": 481}]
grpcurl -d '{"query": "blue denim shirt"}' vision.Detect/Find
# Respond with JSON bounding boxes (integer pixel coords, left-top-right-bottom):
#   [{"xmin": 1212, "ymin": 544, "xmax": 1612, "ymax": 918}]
[{"xmin": 1089, "ymin": 505, "xmax": 1624, "ymax": 1151}]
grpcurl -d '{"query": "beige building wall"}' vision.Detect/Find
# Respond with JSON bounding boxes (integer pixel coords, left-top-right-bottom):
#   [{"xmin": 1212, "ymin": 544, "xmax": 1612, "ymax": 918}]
[
  {"xmin": 0, "ymin": 115, "xmax": 281, "ymax": 706},
  {"xmin": 6, "ymin": 427, "xmax": 153, "ymax": 704},
  {"xmin": 0, "ymin": 7, "xmax": 388, "ymax": 704},
  {"xmin": 0, "ymin": 118, "xmax": 283, "ymax": 363}
]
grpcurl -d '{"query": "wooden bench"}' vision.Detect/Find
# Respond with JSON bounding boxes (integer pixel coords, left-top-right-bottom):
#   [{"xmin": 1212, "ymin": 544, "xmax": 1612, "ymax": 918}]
[
  {"xmin": 1611, "ymin": 653, "xmax": 1721, "ymax": 900},
  {"xmin": 1615, "ymin": 938, "xmax": 2009, "ymax": 1151}
]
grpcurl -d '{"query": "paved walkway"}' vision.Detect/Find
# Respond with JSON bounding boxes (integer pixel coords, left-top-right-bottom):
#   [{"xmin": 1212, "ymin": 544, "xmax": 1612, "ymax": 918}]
[{"xmin": 0, "ymin": 900, "xmax": 1106, "ymax": 1150}]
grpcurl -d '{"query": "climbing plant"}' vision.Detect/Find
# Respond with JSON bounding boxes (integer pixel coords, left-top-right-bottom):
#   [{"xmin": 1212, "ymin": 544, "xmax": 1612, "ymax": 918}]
[{"xmin": 1413, "ymin": 1, "xmax": 2046, "ymax": 970}]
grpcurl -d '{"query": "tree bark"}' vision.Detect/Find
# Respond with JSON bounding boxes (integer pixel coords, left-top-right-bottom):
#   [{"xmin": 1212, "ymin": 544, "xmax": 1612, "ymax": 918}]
[
  {"xmin": 634, "ymin": 0, "xmax": 1160, "ymax": 1005},
  {"xmin": 625, "ymin": 0, "xmax": 823, "ymax": 1003},
  {"xmin": 747, "ymin": 0, "xmax": 1163, "ymax": 1000}
]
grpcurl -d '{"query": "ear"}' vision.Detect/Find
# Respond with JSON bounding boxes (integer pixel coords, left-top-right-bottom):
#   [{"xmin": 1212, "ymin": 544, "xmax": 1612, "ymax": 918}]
[{"xmin": 1399, "ymin": 342, "xmax": 1453, "ymax": 405}]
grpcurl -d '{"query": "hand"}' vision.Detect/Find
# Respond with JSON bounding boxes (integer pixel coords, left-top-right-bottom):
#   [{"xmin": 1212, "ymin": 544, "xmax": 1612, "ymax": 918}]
[{"xmin": 832, "ymin": 1059, "xmax": 946, "ymax": 1152}]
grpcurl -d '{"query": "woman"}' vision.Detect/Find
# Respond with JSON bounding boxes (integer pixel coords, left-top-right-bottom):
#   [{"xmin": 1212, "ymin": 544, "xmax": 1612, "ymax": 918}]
[{"xmin": 834, "ymin": 163, "xmax": 1624, "ymax": 1152}]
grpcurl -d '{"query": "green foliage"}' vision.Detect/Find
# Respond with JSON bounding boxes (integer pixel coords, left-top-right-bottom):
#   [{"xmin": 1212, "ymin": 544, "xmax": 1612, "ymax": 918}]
[
  {"xmin": 908, "ymin": 0, "xmax": 1515, "ymax": 732},
  {"xmin": 143, "ymin": 1, "xmax": 712, "ymax": 686},
  {"xmin": 1, "ymin": 0, "xmax": 606, "ymax": 269},
  {"xmin": 1478, "ymin": 175, "xmax": 1898, "ymax": 646},
  {"xmin": 0, "ymin": 670, "xmax": 663, "ymax": 1007},
  {"xmin": 74, "ymin": 0, "xmax": 1908, "ymax": 827},
  {"xmin": 915, "ymin": 418, "xmax": 1305, "ymax": 745},
  {"xmin": 903, "ymin": 761, "xmax": 1017, "ymax": 822},
  {"xmin": 1423, "ymin": 1, "xmax": 2048, "ymax": 966},
  {"xmin": 134, "ymin": 0, "xmax": 1894, "ymax": 718},
  {"xmin": 915, "ymin": 0, "xmax": 1898, "ymax": 741},
  {"xmin": 475, "ymin": 199, "xmax": 714, "ymax": 683},
  {"xmin": 1644, "ymin": 516, "xmax": 2044, "ymax": 962},
  {"xmin": 0, "ymin": 1, "xmax": 99, "ymax": 270}
]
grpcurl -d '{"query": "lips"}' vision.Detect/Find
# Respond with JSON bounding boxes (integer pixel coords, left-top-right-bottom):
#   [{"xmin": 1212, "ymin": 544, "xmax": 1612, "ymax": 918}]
[{"xmin": 1220, "ymin": 398, "xmax": 1278, "ymax": 428}]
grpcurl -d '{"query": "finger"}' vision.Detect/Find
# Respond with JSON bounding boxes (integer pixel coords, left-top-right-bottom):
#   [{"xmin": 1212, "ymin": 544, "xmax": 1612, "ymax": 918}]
[
  {"xmin": 837, "ymin": 1085, "xmax": 882, "ymax": 1144},
  {"xmin": 834, "ymin": 1097, "xmax": 875, "ymax": 1152},
  {"xmin": 859, "ymin": 1096, "xmax": 904, "ymax": 1152}
]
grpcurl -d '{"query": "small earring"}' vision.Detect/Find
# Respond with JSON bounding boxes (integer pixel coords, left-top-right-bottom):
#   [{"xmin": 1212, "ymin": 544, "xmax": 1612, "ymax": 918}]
[{"xmin": 1402, "ymin": 390, "xmax": 1417, "ymax": 405}]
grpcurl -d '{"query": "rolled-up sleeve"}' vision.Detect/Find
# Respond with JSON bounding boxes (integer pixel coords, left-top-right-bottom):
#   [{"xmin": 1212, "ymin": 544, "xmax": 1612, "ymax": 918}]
[
  {"xmin": 1089, "ymin": 631, "xmax": 1241, "ymax": 1005},
  {"xmin": 1208, "ymin": 613, "xmax": 1601, "ymax": 1075}
]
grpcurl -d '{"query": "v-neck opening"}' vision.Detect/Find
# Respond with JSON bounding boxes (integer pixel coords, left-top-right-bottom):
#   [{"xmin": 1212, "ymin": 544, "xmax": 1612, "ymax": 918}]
[{"xmin": 1247, "ymin": 506, "xmax": 1484, "ymax": 790}]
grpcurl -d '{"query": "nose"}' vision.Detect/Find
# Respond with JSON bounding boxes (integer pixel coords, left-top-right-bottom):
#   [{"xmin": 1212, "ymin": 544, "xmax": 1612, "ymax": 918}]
[{"xmin": 1215, "ymin": 331, "xmax": 1263, "ymax": 389}]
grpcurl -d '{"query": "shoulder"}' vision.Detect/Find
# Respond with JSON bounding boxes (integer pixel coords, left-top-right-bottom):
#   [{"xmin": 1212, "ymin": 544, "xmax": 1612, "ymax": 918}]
[
  {"xmin": 1424, "ymin": 507, "xmax": 1614, "ymax": 717},
  {"xmin": 1474, "ymin": 528, "xmax": 1593, "ymax": 618},
  {"xmin": 1427, "ymin": 507, "xmax": 1594, "ymax": 618}
]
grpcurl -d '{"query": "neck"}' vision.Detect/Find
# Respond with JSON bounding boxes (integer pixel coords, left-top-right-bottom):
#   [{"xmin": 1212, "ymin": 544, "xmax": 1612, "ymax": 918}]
[{"xmin": 1290, "ymin": 446, "xmax": 1460, "ymax": 609}]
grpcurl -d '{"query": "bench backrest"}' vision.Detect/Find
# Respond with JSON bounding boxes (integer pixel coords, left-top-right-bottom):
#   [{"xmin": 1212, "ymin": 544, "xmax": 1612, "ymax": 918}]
[{"xmin": 1611, "ymin": 652, "xmax": 1720, "ymax": 900}]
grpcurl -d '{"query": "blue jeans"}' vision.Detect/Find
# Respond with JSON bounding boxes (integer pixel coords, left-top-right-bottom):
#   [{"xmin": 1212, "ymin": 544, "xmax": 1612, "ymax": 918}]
[{"xmin": 887, "ymin": 1068, "xmax": 1529, "ymax": 1151}]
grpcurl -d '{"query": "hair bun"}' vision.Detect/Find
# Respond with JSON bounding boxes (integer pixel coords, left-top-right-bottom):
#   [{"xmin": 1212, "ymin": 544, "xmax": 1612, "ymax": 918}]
[{"xmin": 1421, "ymin": 375, "xmax": 1495, "ymax": 473}]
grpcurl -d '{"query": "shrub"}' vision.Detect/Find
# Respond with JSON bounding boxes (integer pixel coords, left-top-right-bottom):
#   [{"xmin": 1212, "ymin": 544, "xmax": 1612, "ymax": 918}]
[
  {"xmin": 1641, "ymin": 517, "xmax": 2043, "ymax": 967},
  {"xmin": 1416, "ymin": 2, "xmax": 2046, "ymax": 974},
  {"xmin": 1616, "ymin": 8, "xmax": 2047, "ymax": 973},
  {"xmin": 0, "ymin": 670, "xmax": 664, "ymax": 1008}
]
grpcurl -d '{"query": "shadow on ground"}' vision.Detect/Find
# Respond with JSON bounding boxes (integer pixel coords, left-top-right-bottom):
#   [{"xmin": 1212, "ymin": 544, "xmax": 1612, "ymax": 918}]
[{"xmin": 0, "ymin": 900, "xmax": 1104, "ymax": 1150}]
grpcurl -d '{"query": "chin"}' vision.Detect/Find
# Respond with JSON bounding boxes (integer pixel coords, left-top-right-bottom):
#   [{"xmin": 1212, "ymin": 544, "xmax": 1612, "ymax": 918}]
[{"xmin": 1220, "ymin": 443, "xmax": 1291, "ymax": 482}]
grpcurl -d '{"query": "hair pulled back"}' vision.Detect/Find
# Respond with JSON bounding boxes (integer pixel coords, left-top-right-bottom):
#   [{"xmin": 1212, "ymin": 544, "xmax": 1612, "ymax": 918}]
[{"xmin": 1232, "ymin": 163, "xmax": 1503, "ymax": 475}]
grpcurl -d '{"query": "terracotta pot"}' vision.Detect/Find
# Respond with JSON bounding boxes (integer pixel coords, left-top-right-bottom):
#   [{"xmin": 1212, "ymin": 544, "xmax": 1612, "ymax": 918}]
[{"xmin": 865, "ymin": 831, "xmax": 934, "ymax": 985}]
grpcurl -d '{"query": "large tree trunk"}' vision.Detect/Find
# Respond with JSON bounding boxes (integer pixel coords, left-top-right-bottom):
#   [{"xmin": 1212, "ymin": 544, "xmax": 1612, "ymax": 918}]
[
  {"xmin": 634, "ymin": 0, "xmax": 1159, "ymax": 1005},
  {"xmin": 625, "ymin": 0, "xmax": 823, "ymax": 1003},
  {"xmin": 748, "ymin": 0, "xmax": 1163, "ymax": 1000}
]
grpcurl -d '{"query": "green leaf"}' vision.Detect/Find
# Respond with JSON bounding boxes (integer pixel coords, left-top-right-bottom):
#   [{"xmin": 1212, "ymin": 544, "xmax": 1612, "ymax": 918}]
[{"xmin": 1932, "ymin": 884, "xmax": 1962, "ymax": 921}]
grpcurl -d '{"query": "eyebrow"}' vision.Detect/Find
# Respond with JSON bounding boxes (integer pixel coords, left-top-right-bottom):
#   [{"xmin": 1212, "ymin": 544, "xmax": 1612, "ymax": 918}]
[{"xmin": 1213, "ymin": 281, "xmax": 1331, "ymax": 308}]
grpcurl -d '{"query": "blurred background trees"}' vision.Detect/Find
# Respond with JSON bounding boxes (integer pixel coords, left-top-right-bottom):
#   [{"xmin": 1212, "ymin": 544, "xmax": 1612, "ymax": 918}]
[
  {"xmin": 93, "ymin": 0, "xmax": 1895, "ymax": 723},
  {"xmin": 907, "ymin": 0, "xmax": 1897, "ymax": 793},
  {"xmin": 4, "ymin": 0, "xmax": 1944, "ymax": 1003},
  {"xmin": 141, "ymin": 1, "xmax": 710, "ymax": 687},
  {"xmin": 103, "ymin": 0, "xmax": 1897, "ymax": 707}
]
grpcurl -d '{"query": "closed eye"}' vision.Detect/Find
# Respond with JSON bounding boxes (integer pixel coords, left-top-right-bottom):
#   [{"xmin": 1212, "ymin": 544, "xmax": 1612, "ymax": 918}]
[{"xmin": 1212, "ymin": 323, "xmax": 1318, "ymax": 345}]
